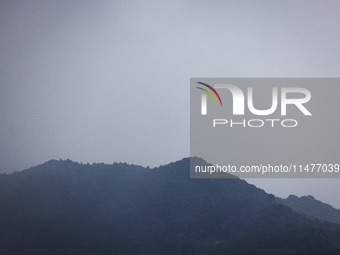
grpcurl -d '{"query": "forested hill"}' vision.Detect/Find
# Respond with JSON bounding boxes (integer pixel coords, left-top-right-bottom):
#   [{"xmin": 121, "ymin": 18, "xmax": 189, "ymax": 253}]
[
  {"xmin": 0, "ymin": 158, "xmax": 340, "ymax": 255},
  {"xmin": 277, "ymin": 194, "xmax": 340, "ymax": 225}
]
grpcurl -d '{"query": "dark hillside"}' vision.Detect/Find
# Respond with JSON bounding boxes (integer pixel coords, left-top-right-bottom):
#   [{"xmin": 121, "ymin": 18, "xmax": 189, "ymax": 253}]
[{"xmin": 0, "ymin": 158, "xmax": 339, "ymax": 255}]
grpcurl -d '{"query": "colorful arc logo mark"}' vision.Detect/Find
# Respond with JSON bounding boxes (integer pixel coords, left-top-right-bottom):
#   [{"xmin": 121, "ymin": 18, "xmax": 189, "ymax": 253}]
[{"xmin": 196, "ymin": 82, "xmax": 222, "ymax": 106}]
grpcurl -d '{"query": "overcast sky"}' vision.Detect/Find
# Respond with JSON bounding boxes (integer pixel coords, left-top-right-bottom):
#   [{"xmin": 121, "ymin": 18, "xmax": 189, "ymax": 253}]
[{"xmin": 1, "ymin": 0, "xmax": 340, "ymax": 207}]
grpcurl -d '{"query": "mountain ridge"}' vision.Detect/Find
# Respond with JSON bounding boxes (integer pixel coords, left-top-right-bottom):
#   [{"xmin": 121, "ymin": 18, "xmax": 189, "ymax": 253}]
[
  {"xmin": 277, "ymin": 194, "xmax": 340, "ymax": 225},
  {"xmin": 0, "ymin": 158, "xmax": 340, "ymax": 254}
]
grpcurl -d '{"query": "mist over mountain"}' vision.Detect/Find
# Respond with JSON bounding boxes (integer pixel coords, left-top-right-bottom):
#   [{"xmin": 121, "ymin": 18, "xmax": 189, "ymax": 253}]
[
  {"xmin": 0, "ymin": 158, "xmax": 340, "ymax": 255},
  {"xmin": 277, "ymin": 195, "xmax": 340, "ymax": 225}
]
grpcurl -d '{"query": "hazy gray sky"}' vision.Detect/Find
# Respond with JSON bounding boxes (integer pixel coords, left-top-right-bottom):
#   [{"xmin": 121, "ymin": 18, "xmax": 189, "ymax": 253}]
[{"xmin": 1, "ymin": 0, "xmax": 340, "ymax": 207}]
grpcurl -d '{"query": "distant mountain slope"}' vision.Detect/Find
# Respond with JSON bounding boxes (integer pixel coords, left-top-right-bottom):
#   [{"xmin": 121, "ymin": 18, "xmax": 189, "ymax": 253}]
[
  {"xmin": 277, "ymin": 195, "xmax": 340, "ymax": 225},
  {"xmin": 0, "ymin": 158, "xmax": 340, "ymax": 255}
]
